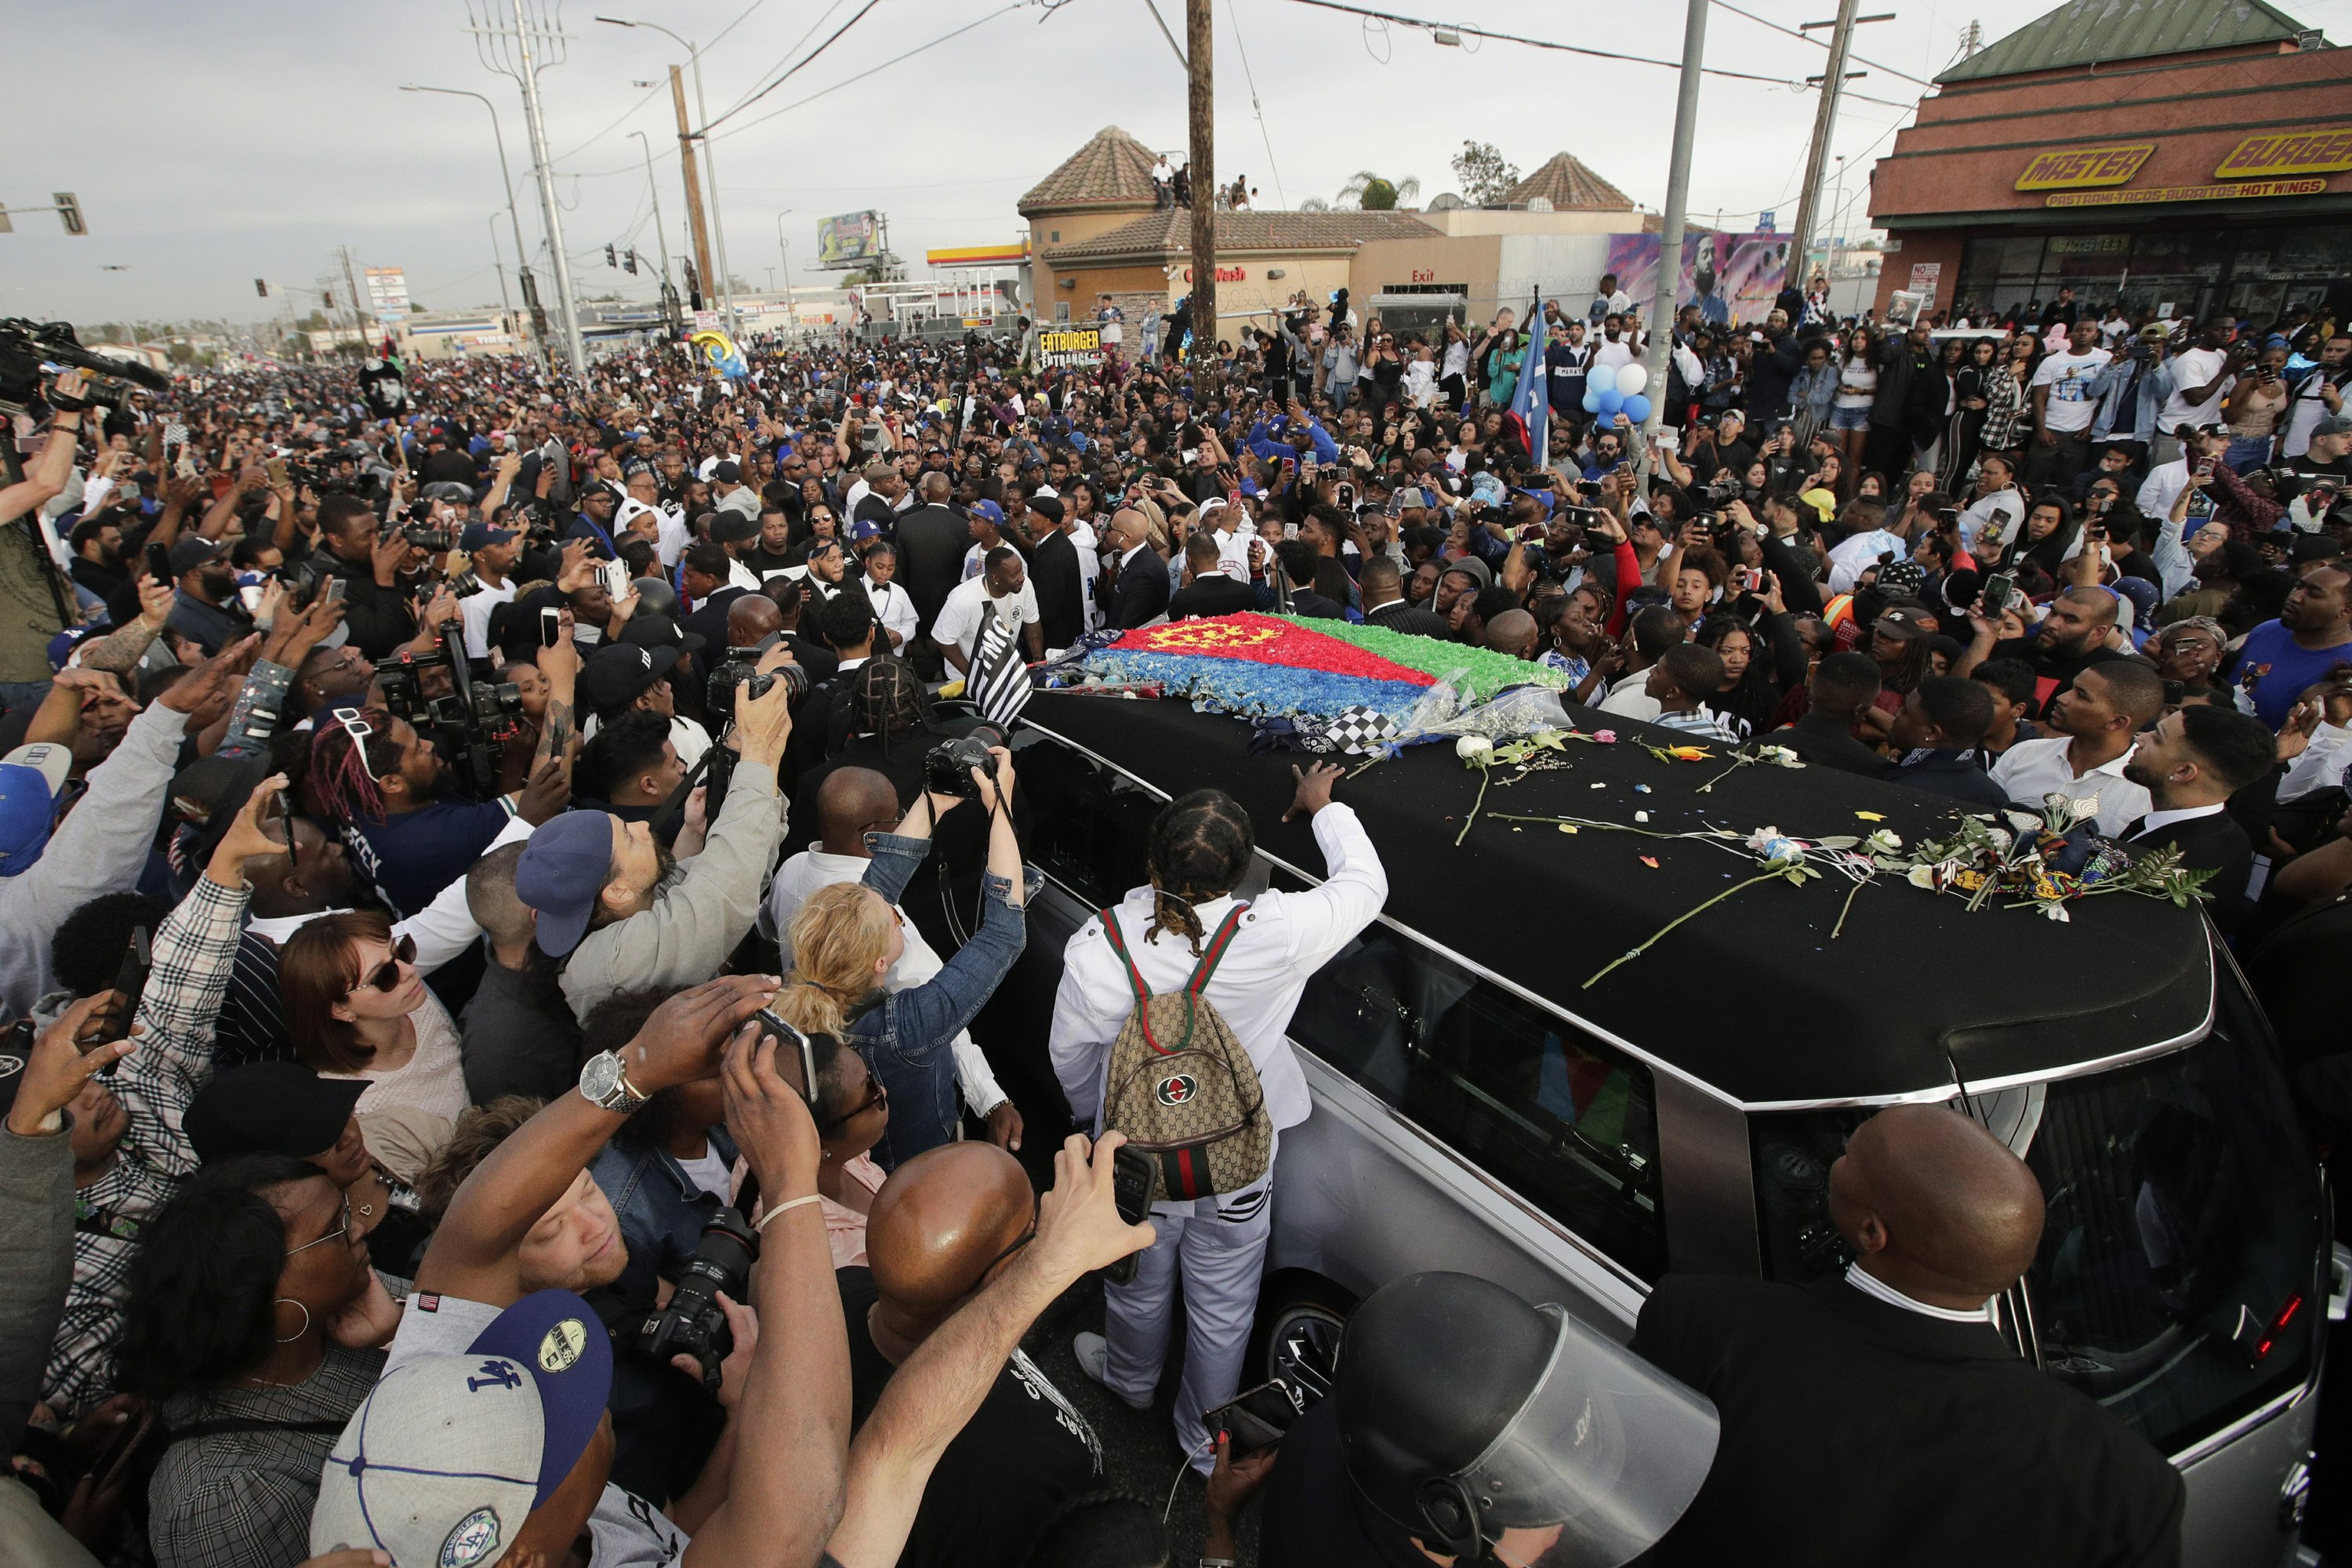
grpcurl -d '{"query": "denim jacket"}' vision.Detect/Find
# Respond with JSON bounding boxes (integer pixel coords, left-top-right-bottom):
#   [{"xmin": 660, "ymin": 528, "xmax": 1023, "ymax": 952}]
[
  {"xmin": 589, "ymin": 1125, "xmax": 740, "ymax": 1307},
  {"xmin": 2089, "ymin": 354, "xmax": 2176, "ymax": 444},
  {"xmin": 849, "ymin": 831, "xmax": 1029, "ymax": 1168},
  {"xmin": 1788, "ymin": 361, "xmax": 1838, "ymax": 426}
]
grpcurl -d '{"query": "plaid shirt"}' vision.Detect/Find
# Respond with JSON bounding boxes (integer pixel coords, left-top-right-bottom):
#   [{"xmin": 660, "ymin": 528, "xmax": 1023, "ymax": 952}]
[
  {"xmin": 43, "ymin": 875, "xmax": 249, "ymax": 1420},
  {"xmin": 1979, "ymin": 365, "xmax": 2027, "ymax": 452}
]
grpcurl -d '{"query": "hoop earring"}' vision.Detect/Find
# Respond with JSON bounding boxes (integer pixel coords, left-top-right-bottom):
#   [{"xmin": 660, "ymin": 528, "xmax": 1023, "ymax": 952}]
[{"xmin": 273, "ymin": 1298, "xmax": 312, "ymax": 1344}]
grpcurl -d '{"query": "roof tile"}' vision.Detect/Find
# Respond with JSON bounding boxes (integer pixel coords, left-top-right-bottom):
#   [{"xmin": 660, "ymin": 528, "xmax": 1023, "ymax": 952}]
[
  {"xmin": 1937, "ymin": 0, "xmax": 2306, "ymax": 83},
  {"xmin": 1018, "ymin": 126, "xmax": 1165, "ymax": 215},
  {"xmin": 1499, "ymin": 152, "xmax": 1635, "ymax": 212}
]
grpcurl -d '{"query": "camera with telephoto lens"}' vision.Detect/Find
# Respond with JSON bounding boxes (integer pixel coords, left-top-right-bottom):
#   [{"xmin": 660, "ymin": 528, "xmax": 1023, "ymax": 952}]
[
  {"xmin": 401, "ymin": 524, "xmax": 457, "ymax": 552},
  {"xmin": 633, "ymin": 1205, "xmax": 758, "ymax": 1392},
  {"xmin": 924, "ymin": 722, "xmax": 1006, "ymax": 801},
  {"xmin": 1707, "ymin": 471, "xmax": 1743, "ymax": 504},
  {"xmin": 704, "ymin": 645, "xmax": 810, "ymax": 718}
]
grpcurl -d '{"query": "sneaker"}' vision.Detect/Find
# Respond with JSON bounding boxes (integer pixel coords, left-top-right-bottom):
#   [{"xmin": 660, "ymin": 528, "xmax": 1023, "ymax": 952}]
[{"xmin": 1072, "ymin": 1331, "xmax": 1149, "ymax": 1410}]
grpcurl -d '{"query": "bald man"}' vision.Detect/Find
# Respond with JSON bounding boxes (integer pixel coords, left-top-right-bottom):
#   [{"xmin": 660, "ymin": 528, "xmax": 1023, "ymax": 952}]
[
  {"xmin": 767, "ymin": 768, "xmax": 1018, "ymax": 1156},
  {"xmin": 836, "ymin": 1144, "xmax": 1098, "ymax": 1568},
  {"xmin": 1483, "ymin": 607, "xmax": 1540, "ymax": 661},
  {"xmin": 1632, "ymin": 1105, "xmax": 2183, "ymax": 1567}
]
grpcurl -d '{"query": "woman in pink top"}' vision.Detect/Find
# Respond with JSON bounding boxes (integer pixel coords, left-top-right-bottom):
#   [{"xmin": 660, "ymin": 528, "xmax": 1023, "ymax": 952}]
[{"xmin": 814, "ymin": 1034, "xmax": 892, "ymax": 1268}]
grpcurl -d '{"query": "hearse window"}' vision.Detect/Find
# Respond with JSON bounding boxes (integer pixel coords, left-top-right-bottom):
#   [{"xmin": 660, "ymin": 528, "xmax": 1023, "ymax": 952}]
[
  {"xmin": 1272, "ymin": 867, "xmax": 1665, "ymax": 1281},
  {"xmin": 1014, "ymin": 731, "xmax": 1158, "ymax": 908},
  {"xmin": 1748, "ymin": 964, "xmax": 2321, "ymax": 1458}
]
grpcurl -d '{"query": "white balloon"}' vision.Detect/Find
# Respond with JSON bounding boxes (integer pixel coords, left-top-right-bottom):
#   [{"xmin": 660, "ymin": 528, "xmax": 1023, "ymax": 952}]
[
  {"xmin": 1615, "ymin": 363, "xmax": 1649, "ymax": 397},
  {"xmin": 1584, "ymin": 363, "xmax": 1617, "ymax": 396}
]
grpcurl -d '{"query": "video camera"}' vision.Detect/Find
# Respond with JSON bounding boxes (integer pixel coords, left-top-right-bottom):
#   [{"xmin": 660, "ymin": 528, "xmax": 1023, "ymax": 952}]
[
  {"xmin": 0, "ymin": 318, "xmax": 169, "ymax": 420},
  {"xmin": 375, "ymin": 622, "xmax": 523, "ymax": 799}
]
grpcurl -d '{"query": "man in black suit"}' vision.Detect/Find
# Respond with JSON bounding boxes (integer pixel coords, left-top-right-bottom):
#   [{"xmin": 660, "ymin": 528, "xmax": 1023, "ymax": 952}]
[
  {"xmin": 1168, "ymin": 531, "xmax": 1258, "ymax": 620},
  {"xmin": 677, "ymin": 543, "xmax": 749, "ymax": 652},
  {"xmin": 1358, "ymin": 557, "xmax": 1450, "ymax": 640},
  {"xmin": 1771, "ymin": 652, "xmax": 1891, "ymax": 776},
  {"xmin": 1882, "ymin": 676, "xmax": 2009, "ymax": 809},
  {"xmin": 2118, "ymin": 701, "xmax": 2274, "ymax": 935},
  {"xmin": 1105, "ymin": 506, "xmax": 1169, "ymax": 630},
  {"xmin": 893, "ymin": 471, "xmax": 970, "ymax": 645},
  {"xmin": 1632, "ymin": 1105, "xmax": 2184, "ymax": 1568},
  {"xmin": 1274, "ymin": 539, "xmax": 1347, "ymax": 620},
  {"xmin": 1022, "ymin": 494, "xmax": 1088, "ymax": 649}
]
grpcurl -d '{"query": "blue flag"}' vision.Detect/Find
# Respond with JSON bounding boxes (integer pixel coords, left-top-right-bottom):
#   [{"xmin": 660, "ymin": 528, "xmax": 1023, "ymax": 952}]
[{"xmin": 1508, "ymin": 293, "xmax": 1548, "ymax": 470}]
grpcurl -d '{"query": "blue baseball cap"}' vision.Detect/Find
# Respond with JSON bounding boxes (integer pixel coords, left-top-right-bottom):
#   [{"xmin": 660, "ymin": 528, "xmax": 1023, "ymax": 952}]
[
  {"xmin": 468, "ymin": 1290, "xmax": 613, "ymax": 1503},
  {"xmin": 514, "ymin": 809, "xmax": 616, "ymax": 957},
  {"xmin": 0, "ymin": 744, "xmax": 72, "ymax": 877},
  {"xmin": 968, "ymin": 499, "xmax": 1004, "ymax": 528},
  {"xmin": 461, "ymin": 521, "xmax": 519, "ymax": 552}
]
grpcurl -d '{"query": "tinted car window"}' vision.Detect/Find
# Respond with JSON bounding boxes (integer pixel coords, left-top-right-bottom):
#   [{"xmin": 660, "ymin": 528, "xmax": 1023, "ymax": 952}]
[
  {"xmin": 1279, "ymin": 885, "xmax": 1666, "ymax": 1281},
  {"xmin": 1748, "ymin": 965, "xmax": 2321, "ymax": 1457}
]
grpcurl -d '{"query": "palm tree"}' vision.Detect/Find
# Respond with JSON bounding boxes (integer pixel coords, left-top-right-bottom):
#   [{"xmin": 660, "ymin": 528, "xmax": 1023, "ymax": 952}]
[{"xmin": 1334, "ymin": 170, "xmax": 1421, "ymax": 211}]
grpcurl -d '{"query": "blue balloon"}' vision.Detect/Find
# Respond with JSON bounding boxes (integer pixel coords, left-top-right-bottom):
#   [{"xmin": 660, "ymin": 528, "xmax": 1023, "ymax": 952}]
[
  {"xmin": 1586, "ymin": 363, "xmax": 1617, "ymax": 397},
  {"xmin": 1623, "ymin": 393, "xmax": 1653, "ymax": 423},
  {"xmin": 1581, "ymin": 388, "xmax": 1602, "ymax": 413},
  {"xmin": 1597, "ymin": 388, "xmax": 1624, "ymax": 416}
]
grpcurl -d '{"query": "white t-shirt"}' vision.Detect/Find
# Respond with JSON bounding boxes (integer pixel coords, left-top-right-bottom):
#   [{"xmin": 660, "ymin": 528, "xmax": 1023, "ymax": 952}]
[
  {"xmin": 2031, "ymin": 347, "xmax": 2111, "ymax": 434},
  {"xmin": 932, "ymin": 573, "xmax": 1039, "ymax": 663},
  {"xmin": 458, "ymin": 575, "xmax": 519, "ymax": 659},
  {"xmin": 2160, "ymin": 347, "xmax": 2227, "ymax": 430}
]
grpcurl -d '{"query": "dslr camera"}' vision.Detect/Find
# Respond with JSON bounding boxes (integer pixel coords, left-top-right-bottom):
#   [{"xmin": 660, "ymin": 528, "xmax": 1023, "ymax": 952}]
[
  {"xmin": 924, "ymin": 722, "xmax": 1006, "ymax": 801},
  {"xmin": 375, "ymin": 622, "xmax": 524, "ymax": 799},
  {"xmin": 705, "ymin": 646, "xmax": 811, "ymax": 719},
  {"xmin": 633, "ymin": 1206, "xmax": 758, "ymax": 1391}
]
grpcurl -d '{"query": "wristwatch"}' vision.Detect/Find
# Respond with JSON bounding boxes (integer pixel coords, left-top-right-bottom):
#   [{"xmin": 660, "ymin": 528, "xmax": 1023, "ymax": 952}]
[{"xmin": 578, "ymin": 1051, "xmax": 648, "ymax": 1114}]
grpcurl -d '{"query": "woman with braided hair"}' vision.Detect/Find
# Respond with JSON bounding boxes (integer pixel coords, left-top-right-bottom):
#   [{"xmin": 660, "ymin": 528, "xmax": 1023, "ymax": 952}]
[{"xmin": 1048, "ymin": 760, "xmax": 1388, "ymax": 1473}]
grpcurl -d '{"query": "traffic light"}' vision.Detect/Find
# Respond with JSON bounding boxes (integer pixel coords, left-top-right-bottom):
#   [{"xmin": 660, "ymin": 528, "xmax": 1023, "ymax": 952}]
[
  {"xmin": 255, "ymin": 279, "xmax": 269, "ymax": 298},
  {"xmin": 53, "ymin": 193, "xmax": 85, "ymax": 236},
  {"xmin": 321, "ymin": 289, "xmax": 333, "ymax": 310},
  {"xmin": 622, "ymin": 249, "xmax": 638, "ymax": 276},
  {"xmin": 606, "ymin": 244, "xmax": 617, "ymax": 269}
]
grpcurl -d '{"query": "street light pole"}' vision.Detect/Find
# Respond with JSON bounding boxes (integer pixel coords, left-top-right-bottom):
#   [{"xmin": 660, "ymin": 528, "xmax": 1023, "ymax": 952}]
[
  {"xmin": 775, "ymin": 209, "xmax": 795, "ymax": 333},
  {"xmin": 599, "ymin": 17, "xmax": 735, "ymax": 337},
  {"xmin": 488, "ymin": 213, "xmax": 516, "ymax": 337},
  {"xmin": 401, "ymin": 84, "xmax": 542, "ymax": 367},
  {"xmin": 628, "ymin": 129, "xmax": 672, "ymax": 289},
  {"xmin": 1636, "ymin": 0, "xmax": 1711, "ymax": 465}
]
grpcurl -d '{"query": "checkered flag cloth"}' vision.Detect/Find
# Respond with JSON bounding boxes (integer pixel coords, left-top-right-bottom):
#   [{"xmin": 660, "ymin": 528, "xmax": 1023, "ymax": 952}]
[
  {"xmin": 1315, "ymin": 706, "xmax": 1403, "ymax": 755},
  {"xmin": 972, "ymin": 608, "xmax": 1032, "ymax": 731}
]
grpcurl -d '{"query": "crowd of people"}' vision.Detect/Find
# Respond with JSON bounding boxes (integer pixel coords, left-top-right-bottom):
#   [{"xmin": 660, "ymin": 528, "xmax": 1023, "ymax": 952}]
[{"xmin": 0, "ymin": 262, "xmax": 2344, "ymax": 1567}]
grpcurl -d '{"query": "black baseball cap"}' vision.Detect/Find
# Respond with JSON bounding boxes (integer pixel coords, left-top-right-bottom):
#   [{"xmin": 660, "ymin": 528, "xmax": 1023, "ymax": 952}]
[
  {"xmin": 579, "ymin": 641, "xmax": 673, "ymax": 714},
  {"xmin": 187, "ymin": 1062, "xmax": 368, "ymax": 1163}
]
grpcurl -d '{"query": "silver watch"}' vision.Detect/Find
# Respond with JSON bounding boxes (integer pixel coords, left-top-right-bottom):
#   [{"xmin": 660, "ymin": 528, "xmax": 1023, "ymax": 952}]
[{"xmin": 579, "ymin": 1051, "xmax": 648, "ymax": 1114}]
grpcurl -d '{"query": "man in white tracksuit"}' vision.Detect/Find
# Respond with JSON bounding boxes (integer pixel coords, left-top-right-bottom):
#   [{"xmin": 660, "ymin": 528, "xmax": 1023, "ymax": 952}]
[{"xmin": 1048, "ymin": 761, "xmax": 1387, "ymax": 1470}]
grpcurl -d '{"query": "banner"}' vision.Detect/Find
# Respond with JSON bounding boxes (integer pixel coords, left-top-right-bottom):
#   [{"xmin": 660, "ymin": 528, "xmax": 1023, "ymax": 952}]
[
  {"xmin": 816, "ymin": 211, "xmax": 880, "ymax": 269},
  {"xmin": 1037, "ymin": 325, "xmax": 1104, "ymax": 368},
  {"xmin": 364, "ymin": 266, "xmax": 410, "ymax": 321},
  {"xmin": 1601, "ymin": 231, "xmax": 1790, "ymax": 327}
]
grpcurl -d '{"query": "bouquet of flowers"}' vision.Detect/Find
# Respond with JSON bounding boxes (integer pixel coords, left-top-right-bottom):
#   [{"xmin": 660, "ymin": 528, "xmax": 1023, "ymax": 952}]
[{"xmin": 1885, "ymin": 794, "xmax": 2212, "ymax": 923}]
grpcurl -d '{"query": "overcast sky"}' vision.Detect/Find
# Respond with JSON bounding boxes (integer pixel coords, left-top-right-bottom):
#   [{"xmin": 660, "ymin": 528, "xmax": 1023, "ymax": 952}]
[{"xmin": 8, "ymin": 0, "xmax": 2346, "ymax": 329}]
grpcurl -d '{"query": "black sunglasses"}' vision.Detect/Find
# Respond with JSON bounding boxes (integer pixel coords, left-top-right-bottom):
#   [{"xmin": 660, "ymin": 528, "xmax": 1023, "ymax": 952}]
[{"xmin": 354, "ymin": 934, "xmax": 417, "ymax": 994}]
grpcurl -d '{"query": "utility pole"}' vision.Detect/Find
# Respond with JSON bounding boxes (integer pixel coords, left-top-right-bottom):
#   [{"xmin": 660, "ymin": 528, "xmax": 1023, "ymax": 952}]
[
  {"xmin": 672, "ymin": 66, "xmax": 716, "ymax": 313},
  {"xmin": 1636, "ymin": 0, "xmax": 1710, "ymax": 463},
  {"xmin": 1185, "ymin": 0, "xmax": 1216, "ymax": 381},
  {"xmin": 488, "ymin": 214, "xmax": 517, "ymax": 342},
  {"xmin": 338, "ymin": 246, "xmax": 368, "ymax": 352},
  {"xmin": 630, "ymin": 129, "xmax": 671, "ymax": 291},
  {"xmin": 1783, "ymin": 0, "xmax": 1869, "ymax": 293}
]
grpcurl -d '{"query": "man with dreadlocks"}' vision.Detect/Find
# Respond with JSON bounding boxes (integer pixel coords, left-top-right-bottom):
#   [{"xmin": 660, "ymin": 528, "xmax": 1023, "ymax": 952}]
[{"xmin": 1047, "ymin": 759, "xmax": 1387, "ymax": 1472}]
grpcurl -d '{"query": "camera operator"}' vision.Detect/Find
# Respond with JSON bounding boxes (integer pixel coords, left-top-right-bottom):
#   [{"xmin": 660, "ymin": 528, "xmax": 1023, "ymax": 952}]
[
  {"xmin": 0, "ymin": 370, "xmax": 96, "ymax": 712},
  {"xmin": 516, "ymin": 644, "xmax": 793, "ymax": 1021},
  {"xmin": 368, "ymin": 983, "xmax": 850, "ymax": 1567},
  {"xmin": 307, "ymin": 494, "xmax": 419, "ymax": 660}
]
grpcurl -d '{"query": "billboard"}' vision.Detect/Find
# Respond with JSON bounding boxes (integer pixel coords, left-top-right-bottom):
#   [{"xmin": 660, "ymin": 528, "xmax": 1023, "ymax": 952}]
[
  {"xmin": 364, "ymin": 266, "xmax": 411, "ymax": 321},
  {"xmin": 1600, "ymin": 232, "xmax": 1792, "ymax": 326},
  {"xmin": 816, "ymin": 211, "xmax": 880, "ymax": 270}
]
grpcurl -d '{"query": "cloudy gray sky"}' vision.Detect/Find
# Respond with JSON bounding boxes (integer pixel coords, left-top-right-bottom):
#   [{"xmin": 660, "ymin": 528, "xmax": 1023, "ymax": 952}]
[{"xmin": 6, "ymin": 0, "xmax": 2344, "ymax": 328}]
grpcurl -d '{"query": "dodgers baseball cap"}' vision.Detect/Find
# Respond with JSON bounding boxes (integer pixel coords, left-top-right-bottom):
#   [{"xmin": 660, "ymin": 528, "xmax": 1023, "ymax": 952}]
[
  {"xmin": 514, "ymin": 810, "xmax": 615, "ymax": 958},
  {"xmin": 310, "ymin": 1290, "xmax": 611, "ymax": 1566},
  {"xmin": 460, "ymin": 521, "xmax": 518, "ymax": 552},
  {"xmin": 0, "ymin": 743, "xmax": 72, "ymax": 877}
]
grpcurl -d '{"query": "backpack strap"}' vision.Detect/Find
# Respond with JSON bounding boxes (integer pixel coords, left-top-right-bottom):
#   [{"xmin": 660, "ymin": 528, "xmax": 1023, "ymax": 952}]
[
  {"xmin": 1097, "ymin": 909, "xmax": 1154, "ymax": 1012},
  {"xmin": 1184, "ymin": 903, "xmax": 1251, "ymax": 995}
]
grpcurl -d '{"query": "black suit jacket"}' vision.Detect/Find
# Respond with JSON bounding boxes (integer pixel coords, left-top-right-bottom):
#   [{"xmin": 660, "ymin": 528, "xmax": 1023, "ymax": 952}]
[
  {"xmin": 679, "ymin": 586, "xmax": 748, "ymax": 654},
  {"xmin": 1362, "ymin": 601, "xmax": 1451, "ymax": 641},
  {"xmin": 1168, "ymin": 572, "xmax": 1258, "ymax": 621},
  {"xmin": 1632, "ymin": 1274, "xmax": 2183, "ymax": 1568},
  {"xmin": 1029, "ymin": 529, "xmax": 1087, "ymax": 649},
  {"xmin": 894, "ymin": 504, "xmax": 970, "ymax": 634},
  {"xmin": 1109, "ymin": 545, "xmax": 1171, "ymax": 630},
  {"xmin": 2125, "ymin": 809, "xmax": 2253, "ymax": 935}
]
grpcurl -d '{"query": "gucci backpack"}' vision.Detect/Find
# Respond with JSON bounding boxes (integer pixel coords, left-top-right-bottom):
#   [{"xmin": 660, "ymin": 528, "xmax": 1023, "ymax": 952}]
[{"xmin": 1096, "ymin": 904, "xmax": 1274, "ymax": 1203}]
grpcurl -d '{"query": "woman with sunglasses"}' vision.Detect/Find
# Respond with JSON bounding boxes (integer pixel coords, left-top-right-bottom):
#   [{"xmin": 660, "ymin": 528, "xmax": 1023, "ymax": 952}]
[
  {"xmin": 815, "ymin": 1034, "xmax": 891, "ymax": 1268},
  {"xmin": 279, "ymin": 912, "xmax": 466, "ymax": 1134},
  {"xmin": 121, "ymin": 1153, "xmax": 399, "ymax": 1568}
]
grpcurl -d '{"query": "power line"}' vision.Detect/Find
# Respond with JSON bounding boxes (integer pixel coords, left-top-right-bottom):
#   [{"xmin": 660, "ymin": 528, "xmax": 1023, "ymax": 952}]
[
  {"xmin": 1708, "ymin": 0, "xmax": 1935, "ymax": 87},
  {"xmin": 707, "ymin": 2, "xmax": 1033, "ymax": 143},
  {"xmin": 708, "ymin": 0, "xmax": 850, "ymax": 121},
  {"xmin": 699, "ymin": 0, "xmax": 887, "ymax": 134},
  {"xmin": 1225, "ymin": 0, "xmax": 1288, "ymax": 209}
]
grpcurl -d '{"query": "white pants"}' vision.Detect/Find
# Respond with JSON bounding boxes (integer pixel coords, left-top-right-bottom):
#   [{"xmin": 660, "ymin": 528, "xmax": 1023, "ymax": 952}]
[{"xmin": 1102, "ymin": 1168, "xmax": 1273, "ymax": 1473}]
